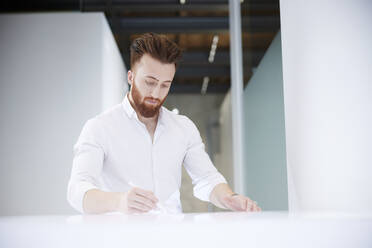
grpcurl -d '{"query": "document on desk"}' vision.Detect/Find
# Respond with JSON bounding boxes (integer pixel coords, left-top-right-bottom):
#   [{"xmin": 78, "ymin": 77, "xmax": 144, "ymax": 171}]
[
  {"xmin": 128, "ymin": 182, "xmax": 182, "ymax": 215},
  {"xmin": 149, "ymin": 190, "xmax": 181, "ymax": 214}
]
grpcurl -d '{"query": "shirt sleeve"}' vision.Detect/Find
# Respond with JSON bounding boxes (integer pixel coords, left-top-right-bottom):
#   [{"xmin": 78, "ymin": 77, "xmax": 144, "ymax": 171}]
[
  {"xmin": 67, "ymin": 118, "xmax": 106, "ymax": 213},
  {"xmin": 182, "ymin": 116, "xmax": 227, "ymax": 202}
]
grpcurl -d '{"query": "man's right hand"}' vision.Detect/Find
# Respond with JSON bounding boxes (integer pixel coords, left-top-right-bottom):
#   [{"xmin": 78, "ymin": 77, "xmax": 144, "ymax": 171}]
[{"xmin": 117, "ymin": 187, "xmax": 158, "ymax": 214}]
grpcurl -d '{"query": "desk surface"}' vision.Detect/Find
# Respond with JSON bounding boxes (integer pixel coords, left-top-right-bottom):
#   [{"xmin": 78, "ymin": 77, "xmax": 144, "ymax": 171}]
[{"xmin": 1, "ymin": 211, "xmax": 371, "ymax": 248}]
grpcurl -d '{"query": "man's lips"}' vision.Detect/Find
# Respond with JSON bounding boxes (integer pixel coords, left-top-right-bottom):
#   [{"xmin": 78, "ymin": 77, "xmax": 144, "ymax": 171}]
[{"xmin": 145, "ymin": 99, "xmax": 159, "ymax": 105}]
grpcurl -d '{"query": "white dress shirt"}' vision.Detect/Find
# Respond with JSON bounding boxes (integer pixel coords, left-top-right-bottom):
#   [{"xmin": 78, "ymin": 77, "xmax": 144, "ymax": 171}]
[{"xmin": 67, "ymin": 94, "xmax": 227, "ymax": 214}]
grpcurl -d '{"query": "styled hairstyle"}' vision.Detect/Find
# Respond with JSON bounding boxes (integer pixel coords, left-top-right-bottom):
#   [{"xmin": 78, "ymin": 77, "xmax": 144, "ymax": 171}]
[{"xmin": 130, "ymin": 33, "xmax": 182, "ymax": 69}]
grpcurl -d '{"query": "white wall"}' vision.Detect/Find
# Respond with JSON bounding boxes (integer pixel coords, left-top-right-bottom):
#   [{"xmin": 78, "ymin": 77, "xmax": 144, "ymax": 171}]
[
  {"xmin": 0, "ymin": 13, "xmax": 127, "ymax": 215},
  {"xmin": 243, "ymin": 32, "xmax": 288, "ymax": 211},
  {"xmin": 280, "ymin": 0, "xmax": 372, "ymax": 213}
]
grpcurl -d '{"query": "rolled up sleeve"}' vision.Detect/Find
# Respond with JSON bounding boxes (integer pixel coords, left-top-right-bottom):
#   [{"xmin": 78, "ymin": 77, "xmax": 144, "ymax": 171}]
[
  {"xmin": 182, "ymin": 117, "xmax": 227, "ymax": 202},
  {"xmin": 67, "ymin": 118, "xmax": 106, "ymax": 213}
]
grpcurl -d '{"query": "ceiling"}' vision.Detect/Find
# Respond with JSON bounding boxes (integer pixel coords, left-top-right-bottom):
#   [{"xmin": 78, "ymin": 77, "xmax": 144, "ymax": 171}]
[{"xmin": 2, "ymin": 0, "xmax": 280, "ymax": 94}]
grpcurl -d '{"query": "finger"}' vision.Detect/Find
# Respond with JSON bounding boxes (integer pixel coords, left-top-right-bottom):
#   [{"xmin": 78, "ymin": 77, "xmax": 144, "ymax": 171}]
[
  {"xmin": 252, "ymin": 201, "xmax": 261, "ymax": 212},
  {"xmin": 134, "ymin": 194, "xmax": 157, "ymax": 209},
  {"xmin": 244, "ymin": 199, "xmax": 249, "ymax": 212},
  {"xmin": 241, "ymin": 198, "xmax": 248, "ymax": 210},
  {"xmin": 224, "ymin": 196, "xmax": 243, "ymax": 211},
  {"xmin": 128, "ymin": 206, "xmax": 146, "ymax": 214},
  {"xmin": 232, "ymin": 197, "xmax": 246, "ymax": 211},
  {"xmin": 245, "ymin": 199, "xmax": 252, "ymax": 212},
  {"xmin": 253, "ymin": 201, "xmax": 261, "ymax": 211},
  {"xmin": 255, "ymin": 204, "xmax": 260, "ymax": 211},
  {"xmin": 244, "ymin": 199, "xmax": 250, "ymax": 211},
  {"xmin": 247, "ymin": 200, "xmax": 257, "ymax": 212},
  {"xmin": 131, "ymin": 201, "xmax": 152, "ymax": 212},
  {"xmin": 250, "ymin": 201, "xmax": 255, "ymax": 211},
  {"xmin": 133, "ymin": 188, "xmax": 158, "ymax": 203},
  {"xmin": 129, "ymin": 199, "xmax": 152, "ymax": 212}
]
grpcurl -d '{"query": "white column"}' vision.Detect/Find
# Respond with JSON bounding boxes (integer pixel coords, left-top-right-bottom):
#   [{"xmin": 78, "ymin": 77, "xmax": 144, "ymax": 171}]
[
  {"xmin": 229, "ymin": 0, "xmax": 245, "ymax": 194},
  {"xmin": 280, "ymin": 0, "xmax": 372, "ymax": 213}
]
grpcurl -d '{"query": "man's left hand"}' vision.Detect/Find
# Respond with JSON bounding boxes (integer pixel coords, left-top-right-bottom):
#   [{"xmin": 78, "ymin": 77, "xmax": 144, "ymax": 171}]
[{"xmin": 221, "ymin": 194, "xmax": 262, "ymax": 212}]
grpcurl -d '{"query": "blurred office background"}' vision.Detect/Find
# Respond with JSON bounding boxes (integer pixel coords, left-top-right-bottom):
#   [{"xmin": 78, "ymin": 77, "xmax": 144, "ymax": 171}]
[{"xmin": 1, "ymin": 0, "xmax": 371, "ymax": 216}]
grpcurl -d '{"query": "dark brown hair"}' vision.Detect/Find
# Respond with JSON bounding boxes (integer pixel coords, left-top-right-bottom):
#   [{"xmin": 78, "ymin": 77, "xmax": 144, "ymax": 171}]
[{"xmin": 130, "ymin": 33, "xmax": 182, "ymax": 69}]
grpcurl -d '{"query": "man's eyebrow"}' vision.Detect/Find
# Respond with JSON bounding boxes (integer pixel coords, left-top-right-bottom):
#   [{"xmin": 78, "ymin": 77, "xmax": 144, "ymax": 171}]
[
  {"xmin": 145, "ymin": 75, "xmax": 159, "ymax": 81},
  {"xmin": 145, "ymin": 75, "xmax": 172, "ymax": 83}
]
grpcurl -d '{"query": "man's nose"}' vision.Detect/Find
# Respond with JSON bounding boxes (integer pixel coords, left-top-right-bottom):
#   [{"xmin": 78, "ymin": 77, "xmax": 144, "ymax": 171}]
[{"xmin": 150, "ymin": 85, "xmax": 161, "ymax": 99}]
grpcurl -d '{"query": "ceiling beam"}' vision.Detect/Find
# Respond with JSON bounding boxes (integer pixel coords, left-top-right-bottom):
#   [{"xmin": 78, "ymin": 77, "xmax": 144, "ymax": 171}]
[
  {"xmin": 1, "ymin": 1, "xmax": 280, "ymax": 14},
  {"xmin": 83, "ymin": 2, "xmax": 279, "ymax": 12},
  {"xmin": 179, "ymin": 50, "xmax": 265, "ymax": 66},
  {"xmin": 109, "ymin": 16, "xmax": 280, "ymax": 34},
  {"xmin": 1, "ymin": 1, "xmax": 78, "ymax": 12},
  {"xmin": 175, "ymin": 65, "xmax": 230, "ymax": 77},
  {"xmin": 174, "ymin": 65, "xmax": 252, "ymax": 78},
  {"xmin": 122, "ymin": 50, "xmax": 264, "ymax": 70}
]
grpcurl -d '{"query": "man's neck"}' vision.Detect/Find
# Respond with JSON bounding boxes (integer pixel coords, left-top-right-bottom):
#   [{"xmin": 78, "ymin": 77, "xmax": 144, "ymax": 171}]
[{"xmin": 128, "ymin": 92, "xmax": 159, "ymax": 127}]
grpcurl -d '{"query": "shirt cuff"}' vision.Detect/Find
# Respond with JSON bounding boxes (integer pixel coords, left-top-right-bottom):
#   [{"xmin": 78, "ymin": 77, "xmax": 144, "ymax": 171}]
[
  {"xmin": 67, "ymin": 180, "xmax": 98, "ymax": 214},
  {"xmin": 193, "ymin": 173, "xmax": 227, "ymax": 202}
]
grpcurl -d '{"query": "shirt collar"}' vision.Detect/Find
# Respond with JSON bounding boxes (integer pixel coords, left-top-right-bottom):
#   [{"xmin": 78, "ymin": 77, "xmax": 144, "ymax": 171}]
[
  {"xmin": 122, "ymin": 93, "xmax": 136, "ymax": 119},
  {"xmin": 122, "ymin": 93, "xmax": 166, "ymax": 126}
]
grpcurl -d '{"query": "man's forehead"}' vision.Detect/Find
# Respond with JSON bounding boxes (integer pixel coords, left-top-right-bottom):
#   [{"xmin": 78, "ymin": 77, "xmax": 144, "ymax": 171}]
[
  {"xmin": 140, "ymin": 54, "xmax": 175, "ymax": 68},
  {"xmin": 135, "ymin": 55, "xmax": 175, "ymax": 82}
]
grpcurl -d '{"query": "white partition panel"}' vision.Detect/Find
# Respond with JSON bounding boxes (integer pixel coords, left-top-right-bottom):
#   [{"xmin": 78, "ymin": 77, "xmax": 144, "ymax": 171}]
[{"xmin": 280, "ymin": 0, "xmax": 372, "ymax": 213}]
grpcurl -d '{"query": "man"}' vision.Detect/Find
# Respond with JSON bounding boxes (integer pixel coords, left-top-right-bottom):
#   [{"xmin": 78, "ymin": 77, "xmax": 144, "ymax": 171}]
[{"xmin": 67, "ymin": 33, "xmax": 261, "ymax": 214}]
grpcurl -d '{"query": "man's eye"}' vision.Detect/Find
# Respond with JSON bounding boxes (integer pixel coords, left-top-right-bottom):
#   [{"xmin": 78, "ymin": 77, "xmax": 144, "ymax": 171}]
[
  {"xmin": 162, "ymin": 84, "xmax": 170, "ymax": 88},
  {"xmin": 146, "ymin": 81, "xmax": 156, "ymax": 86}
]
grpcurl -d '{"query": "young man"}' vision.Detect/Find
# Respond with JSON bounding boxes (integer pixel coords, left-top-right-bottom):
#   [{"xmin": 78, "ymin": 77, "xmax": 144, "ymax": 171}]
[{"xmin": 67, "ymin": 33, "xmax": 261, "ymax": 214}]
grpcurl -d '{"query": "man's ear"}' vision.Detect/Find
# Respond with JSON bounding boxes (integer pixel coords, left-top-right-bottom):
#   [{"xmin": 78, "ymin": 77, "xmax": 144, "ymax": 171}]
[{"xmin": 127, "ymin": 70, "xmax": 133, "ymax": 86}]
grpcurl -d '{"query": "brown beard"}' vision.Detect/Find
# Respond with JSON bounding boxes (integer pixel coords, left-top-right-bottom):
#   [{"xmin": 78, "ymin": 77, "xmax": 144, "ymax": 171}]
[{"xmin": 130, "ymin": 80, "xmax": 167, "ymax": 118}]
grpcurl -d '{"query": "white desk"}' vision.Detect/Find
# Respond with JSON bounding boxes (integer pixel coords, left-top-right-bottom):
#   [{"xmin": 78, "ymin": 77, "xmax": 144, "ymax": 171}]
[{"xmin": 1, "ymin": 211, "xmax": 371, "ymax": 248}]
